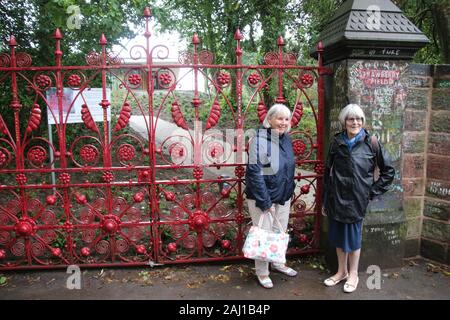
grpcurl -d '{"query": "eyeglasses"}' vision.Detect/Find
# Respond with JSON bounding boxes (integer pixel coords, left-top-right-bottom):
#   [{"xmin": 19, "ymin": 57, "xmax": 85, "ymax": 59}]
[{"xmin": 346, "ymin": 117, "xmax": 363, "ymax": 123}]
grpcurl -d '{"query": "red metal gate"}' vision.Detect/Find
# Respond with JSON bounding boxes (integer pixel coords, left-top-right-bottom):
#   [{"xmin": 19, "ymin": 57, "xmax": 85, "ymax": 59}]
[{"xmin": 0, "ymin": 8, "xmax": 328, "ymax": 270}]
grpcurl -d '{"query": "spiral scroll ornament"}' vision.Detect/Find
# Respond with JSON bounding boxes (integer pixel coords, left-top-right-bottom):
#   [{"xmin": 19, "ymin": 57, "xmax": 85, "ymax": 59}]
[
  {"xmin": 0, "ymin": 53, "xmax": 10, "ymax": 67},
  {"xmin": 86, "ymin": 52, "xmax": 101, "ymax": 66},
  {"xmin": 115, "ymin": 239, "xmax": 129, "ymax": 253},
  {"xmin": 264, "ymin": 52, "xmax": 297, "ymax": 65},
  {"xmin": 178, "ymin": 51, "xmax": 193, "ymax": 64},
  {"xmin": 16, "ymin": 52, "xmax": 32, "ymax": 67},
  {"xmin": 11, "ymin": 241, "xmax": 25, "ymax": 257},
  {"xmin": 95, "ymin": 240, "xmax": 110, "ymax": 255},
  {"xmin": 198, "ymin": 50, "xmax": 214, "ymax": 64}
]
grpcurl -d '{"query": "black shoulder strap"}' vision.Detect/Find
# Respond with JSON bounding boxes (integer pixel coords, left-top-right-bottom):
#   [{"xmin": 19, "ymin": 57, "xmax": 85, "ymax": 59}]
[{"xmin": 370, "ymin": 135, "xmax": 379, "ymax": 157}]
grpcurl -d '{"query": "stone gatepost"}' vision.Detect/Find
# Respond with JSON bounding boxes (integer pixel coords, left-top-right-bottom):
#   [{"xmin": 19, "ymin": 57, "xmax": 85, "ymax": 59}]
[{"xmin": 311, "ymin": 0, "xmax": 429, "ymax": 270}]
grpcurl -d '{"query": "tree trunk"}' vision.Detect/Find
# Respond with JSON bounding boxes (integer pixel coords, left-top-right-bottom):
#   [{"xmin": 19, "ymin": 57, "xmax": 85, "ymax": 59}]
[{"xmin": 432, "ymin": 2, "xmax": 450, "ymax": 63}]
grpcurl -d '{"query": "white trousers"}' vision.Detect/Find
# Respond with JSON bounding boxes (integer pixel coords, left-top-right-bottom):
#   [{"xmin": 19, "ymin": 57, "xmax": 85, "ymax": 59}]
[{"xmin": 246, "ymin": 199, "xmax": 291, "ymax": 276}]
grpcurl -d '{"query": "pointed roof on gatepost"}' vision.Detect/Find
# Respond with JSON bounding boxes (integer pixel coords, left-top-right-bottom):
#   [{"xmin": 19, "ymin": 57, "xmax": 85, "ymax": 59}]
[{"xmin": 310, "ymin": 0, "xmax": 429, "ymax": 63}]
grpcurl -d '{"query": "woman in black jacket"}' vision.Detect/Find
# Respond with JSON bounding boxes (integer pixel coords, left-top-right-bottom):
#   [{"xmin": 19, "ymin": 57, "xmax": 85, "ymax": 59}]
[
  {"xmin": 323, "ymin": 104, "xmax": 395, "ymax": 293},
  {"xmin": 245, "ymin": 103, "xmax": 297, "ymax": 289}
]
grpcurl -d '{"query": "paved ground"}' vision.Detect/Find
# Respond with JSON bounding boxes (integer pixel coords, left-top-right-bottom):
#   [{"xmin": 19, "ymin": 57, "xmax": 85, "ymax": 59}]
[{"xmin": 1, "ymin": 256, "xmax": 448, "ymax": 301}]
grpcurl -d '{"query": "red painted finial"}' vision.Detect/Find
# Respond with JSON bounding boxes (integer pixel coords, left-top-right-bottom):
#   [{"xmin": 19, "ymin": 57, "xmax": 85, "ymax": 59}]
[
  {"xmin": 317, "ymin": 41, "xmax": 324, "ymax": 51},
  {"xmin": 99, "ymin": 33, "xmax": 107, "ymax": 45},
  {"xmin": 143, "ymin": 7, "xmax": 152, "ymax": 17},
  {"xmin": 8, "ymin": 35, "xmax": 17, "ymax": 46},
  {"xmin": 192, "ymin": 33, "xmax": 200, "ymax": 45},
  {"xmin": 53, "ymin": 28, "xmax": 62, "ymax": 40},
  {"xmin": 234, "ymin": 29, "xmax": 243, "ymax": 40},
  {"xmin": 277, "ymin": 36, "xmax": 285, "ymax": 46}
]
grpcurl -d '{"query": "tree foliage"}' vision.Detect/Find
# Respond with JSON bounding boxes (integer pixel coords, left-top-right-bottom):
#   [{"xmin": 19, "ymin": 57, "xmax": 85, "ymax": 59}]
[
  {"xmin": 1, "ymin": 0, "xmax": 446, "ymax": 66},
  {"xmin": 154, "ymin": 0, "xmax": 448, "ymax": 65},
  {"xmin": 393, "ymin": 0, "xmax": 450, "ymax": 64},
  {"xmin": 0, "ymin": 0, "xmax": 150, "ymax": 66}
]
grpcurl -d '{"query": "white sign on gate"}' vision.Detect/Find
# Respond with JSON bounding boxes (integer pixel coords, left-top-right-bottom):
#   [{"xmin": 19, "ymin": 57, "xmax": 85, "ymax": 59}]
[{"xmin": 46, "ymin": 87, "xmax": 111, "ymax": 125}]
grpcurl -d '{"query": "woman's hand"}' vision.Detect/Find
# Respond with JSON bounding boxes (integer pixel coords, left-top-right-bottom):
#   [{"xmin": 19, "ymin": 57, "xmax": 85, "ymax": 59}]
[
  {"xmin": 321, "ymin": 206, "xmax": 327, "ymax": 217},
  {"xmin": 265, "ymin": 206, "xmax": 275, "ymax": 215}
]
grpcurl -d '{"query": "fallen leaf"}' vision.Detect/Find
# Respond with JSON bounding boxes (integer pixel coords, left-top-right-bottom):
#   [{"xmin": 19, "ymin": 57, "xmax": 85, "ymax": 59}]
[
  {"xmin": 210, "ymin": 274, "xmax": 230, "ymax": 283},
  {"xmin": 408, "ymin": 260, "xmax": 419, "ymax": 266},
  {"xmin": 220, "ymin": 265, "xmax": 232, "ymax": 272},
  {"xmin": 186, "ymin": 281, "xmax": 202, "ymax": 289},
  {"xmin": 388, "ymin": 272, "xmax": 399, "ymax": 279}
]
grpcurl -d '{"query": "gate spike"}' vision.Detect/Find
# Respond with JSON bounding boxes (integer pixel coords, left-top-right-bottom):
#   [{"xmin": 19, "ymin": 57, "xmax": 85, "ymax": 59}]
[
  {"xmin": 143, "ymin": 7, "xmax": 152, "ymax": 17},
  {"xmin": 234, "ymin": 29, "xmax": 243, "ymax": 40},
  {"xmin": 317, "ymin": 41, "xmax": 324, "ymax": 52},
  {"xmin": 8, "ymin": 35, "xmax": 17, "ymax": 46},
  {"xmin": 277, "ymin": 36, "xmax": 285, "ymax": 46},
  {"xmin": 53, "ymin": 28, "xmax": 62, "ymax": 40},
  {"xmin": 192, "ymin": 33, "xmax": 200, "ymax": 45},
  {"xmin": 99, "ymin": 33, "xmax": 107, "ymax": 45}
]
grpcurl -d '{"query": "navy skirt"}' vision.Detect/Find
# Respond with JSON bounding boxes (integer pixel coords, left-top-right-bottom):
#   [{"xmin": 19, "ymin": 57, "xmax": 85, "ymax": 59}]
[{"xmin": 328, "ymin": 218, "xmax": 363, "ymax": 252}]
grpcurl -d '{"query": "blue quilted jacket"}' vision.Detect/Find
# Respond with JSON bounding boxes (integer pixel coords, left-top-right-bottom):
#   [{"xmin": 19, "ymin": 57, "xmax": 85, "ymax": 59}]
[{"xmin": 245, "ymin": 128, "xmax": 295, "ymax": 211}]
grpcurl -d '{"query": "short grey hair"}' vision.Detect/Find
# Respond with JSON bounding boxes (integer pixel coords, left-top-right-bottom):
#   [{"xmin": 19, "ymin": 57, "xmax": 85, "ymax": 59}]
[
  {"xmin": 263, "ymin": 103, "xmax": 291, "ymax": 132},
  {"xmin": 338, "ymin": 104, "xmax": 365, "ymax": 127}
]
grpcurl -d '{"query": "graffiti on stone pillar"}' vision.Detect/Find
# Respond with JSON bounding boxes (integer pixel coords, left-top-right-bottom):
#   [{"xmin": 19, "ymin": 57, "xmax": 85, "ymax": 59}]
[
  {"xmin": 347, "ymin": 60, "xmax": 408, "ymax": 160},
  {"xmin": 330, "ymin": 61, "xmax": 348, "ymax": 132}
]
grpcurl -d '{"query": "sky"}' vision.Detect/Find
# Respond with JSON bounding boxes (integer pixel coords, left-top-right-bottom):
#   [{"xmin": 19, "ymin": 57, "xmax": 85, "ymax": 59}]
[{"xmin": 112, "ymin": 22, "xmax": 205, "ymax": 92}]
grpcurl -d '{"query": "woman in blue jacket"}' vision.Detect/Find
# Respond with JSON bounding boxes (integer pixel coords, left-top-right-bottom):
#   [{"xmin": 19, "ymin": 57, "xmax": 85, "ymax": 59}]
[
  {"xmin": 245, "ymin": 103, "xmax": 297, "ymax": 289},
  {"xmin": 323, "ymin": 104, "xmax": 395, "ymax": 293}
]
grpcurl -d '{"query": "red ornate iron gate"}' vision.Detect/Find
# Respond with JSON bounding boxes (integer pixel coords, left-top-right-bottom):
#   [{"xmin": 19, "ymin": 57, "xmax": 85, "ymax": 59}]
[{"xmin": 0, "ymin": 8, "xmax": 328, "ymax": 270}]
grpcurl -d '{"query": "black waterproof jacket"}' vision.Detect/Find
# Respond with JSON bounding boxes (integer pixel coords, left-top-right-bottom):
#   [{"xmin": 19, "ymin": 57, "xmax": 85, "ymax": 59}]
[
  {"xmin": 323, "ymin": 129, "xmax": 395, "ymax": 223},
  {"xmin": 245, "ymin": 128, "xmax": 295, "ymax": 211}
]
